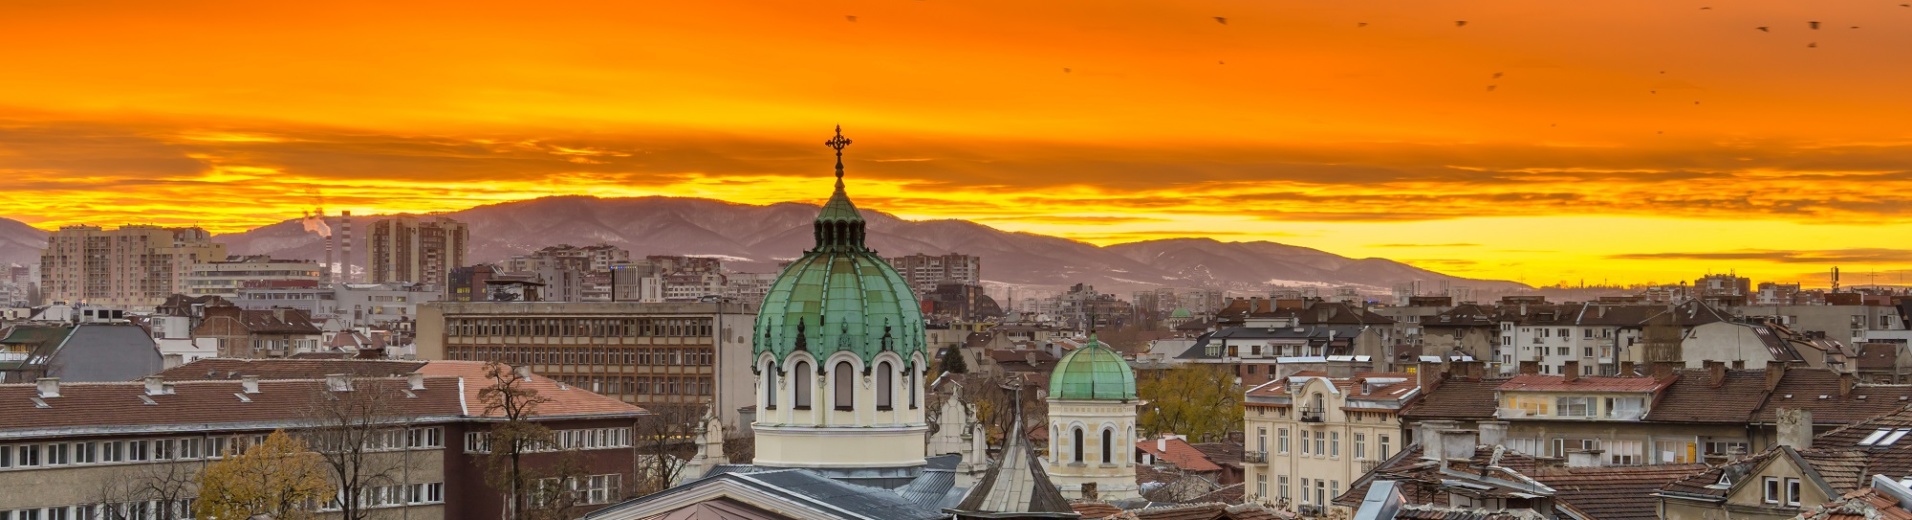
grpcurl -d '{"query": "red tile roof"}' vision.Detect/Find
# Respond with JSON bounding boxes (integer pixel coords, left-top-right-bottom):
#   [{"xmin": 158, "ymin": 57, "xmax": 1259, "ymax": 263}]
[
  {"xmin": 0, "ymin": 376, "xmax": 465, "ymax": 436},
  {"xmin": 1531, "ymin": 464, "xmax": 1708, "ymax": 520},
  {"xmin": 1755, "ymin": 369, "xmax": 1912, "ymax": 424},
  {"xmin": 1644, "ymin": 369, "xmax": 1773, "ymax": 423},
  {"xmin": 1496, "ymin": 374, "xmax": 1675, "ymax": 393},
  {"xmin": 159, "ymin": 358, "xmax": 427, "ymax": 381},
  {"xmin": 1399, "ymin": 378, "xmax": 1505, "ymax": 421},
  {"xmin": 1138, "ymin": 437, "xmax": 1225, "ymax": 473},
  {"xmin": 415, "ymin": 360, "xmax": 645, "ymax": 419}
]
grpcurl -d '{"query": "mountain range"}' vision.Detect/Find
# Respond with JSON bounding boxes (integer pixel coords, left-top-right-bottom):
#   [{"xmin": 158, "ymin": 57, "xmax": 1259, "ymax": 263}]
[{"xmin": 0, "ymin": 196, "xmax": 1528, "ymax": 295}]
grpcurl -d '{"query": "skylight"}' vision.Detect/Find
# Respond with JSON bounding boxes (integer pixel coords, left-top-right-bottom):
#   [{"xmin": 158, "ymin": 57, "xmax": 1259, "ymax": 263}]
[
  {"xmin": 1862, "ymin": 429, "xmax": 1892, "ymax": 446},
  {"xmin": 1883, "ymin": 429, "xmax": 1911, "ymax": 446},
  {"xmin": 1860, "ymin": 428, "xmax": 1912, "ymax": 446}
]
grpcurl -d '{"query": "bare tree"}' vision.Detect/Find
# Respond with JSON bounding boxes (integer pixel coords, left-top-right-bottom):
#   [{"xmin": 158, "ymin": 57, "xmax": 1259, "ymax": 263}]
[
  {"xmin": 90, "ymin": 456, "xmax": 201, "ymax": 520},
  {"xmin": 947, "ymin": 372, "xmax": 1047, "ymax": 448},
  {"xmin": 630, "ymin": 403, "xmax": 705, "ymax": 495},
  {"xmin": 478, "ymin": 362, "xmax": 555, "ymax": 520},
  {"xmin": 299, "ymin": 376, "xmax": 429, "ymax": 520}
]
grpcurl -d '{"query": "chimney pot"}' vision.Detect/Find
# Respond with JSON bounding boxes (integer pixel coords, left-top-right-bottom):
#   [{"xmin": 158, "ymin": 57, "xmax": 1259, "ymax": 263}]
[
  {"xmin": 1705, "ymin": 360, "xmax": 1727, "ymax": 387},
  {"xmin": 241, "ymin": 375, "xmax": 260, "ymax": 394},
  {"xmin": 408, "ymin": 373, "xmax": 425, "ymax": 391},
  {"xmin": 35, "ymin": 378, "xmax": 60, "ymax": 398},
  {"xmin": 1840, "ymin": 372, "xmax": 1856, "ymax": 398}
]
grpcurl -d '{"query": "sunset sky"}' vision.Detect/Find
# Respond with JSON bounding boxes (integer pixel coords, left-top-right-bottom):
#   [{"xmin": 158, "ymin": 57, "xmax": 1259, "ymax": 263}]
[{"xmin": 4, "ymin": 0, "xmax": 1912, "ymax": 287}]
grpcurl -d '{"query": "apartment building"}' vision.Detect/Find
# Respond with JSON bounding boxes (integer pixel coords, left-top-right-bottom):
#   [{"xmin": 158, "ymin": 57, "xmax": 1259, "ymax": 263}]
[
  {"xmin": 0, "ymin": 360, "xmax": 644, "ymax": 520},
  {"xmin": 1242, "ymin": 371, "xmax": 1418, "ymax": 517},
  {"xmin": 192, "ymin": 305, "xmax": 325, "ymax": 358},
  {"xmin": 368, "ymin": 216, "xmax": 468, "ymax": 287},
  {"xmin": 39, "ymin": 225, "xmax": 227, "ymax": 309},
  {"xmin": 886, "ymin": 253, "xmax": 981, "ymax": 295},
  {"xmin": 183, "ymin": 256, "xmax": 322, "ymax": 299},
  {"xmin": 414, "ymin": 301, "xmax": 756, "ymax": 426}
]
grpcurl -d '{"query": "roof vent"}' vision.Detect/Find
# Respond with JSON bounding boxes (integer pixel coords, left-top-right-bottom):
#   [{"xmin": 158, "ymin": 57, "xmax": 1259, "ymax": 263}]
[
  {"xmin": 234, "ymin": 392, "xmax": 252, "ymax": 403},
  {"xmin": 143, "ymin": 376, "xmax": 166, "ymax": 396},
  {"xmin": 241, "ymin": 376, "xmax": 260, "ymax": 394},
  {"xmin": 35, "ymin": 378, "xmax": 60, "ymax": 399},
  {"xmin": 138, "ymin": 394, "xmax": 157, "ymax": 406},
  {"xmin": 408, "ymin": 373, "xmax": 425, "ymax": 391},
  {"xmin": 30, "ymin": 397, "xmax": 50, "ymax": 409}
]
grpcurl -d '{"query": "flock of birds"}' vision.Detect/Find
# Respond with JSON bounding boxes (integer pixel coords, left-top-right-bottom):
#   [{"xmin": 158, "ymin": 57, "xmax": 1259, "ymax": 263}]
[{"xmin": 838, "ymin": 5, "xmax": 1900, "ymax": 134}]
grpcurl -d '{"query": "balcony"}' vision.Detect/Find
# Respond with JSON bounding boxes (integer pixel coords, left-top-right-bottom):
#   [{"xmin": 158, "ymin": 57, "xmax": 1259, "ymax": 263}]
[
  {"xmin": 1298, "ymin": 505, "xmax": 1324, "ymax": 517},
  {"xmin": 1299, "ymin": 407, "xmax": 1325, "ymax": 423},
  {"xmin": 1244, "ymin": 451, "xmax": 1269, "ymax": 464}
]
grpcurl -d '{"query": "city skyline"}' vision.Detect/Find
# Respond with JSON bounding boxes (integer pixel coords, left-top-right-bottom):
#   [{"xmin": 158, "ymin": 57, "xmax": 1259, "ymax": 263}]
[{"xmin": 5, "ymin": 0, "xmax": 1912, "ymax": 286}]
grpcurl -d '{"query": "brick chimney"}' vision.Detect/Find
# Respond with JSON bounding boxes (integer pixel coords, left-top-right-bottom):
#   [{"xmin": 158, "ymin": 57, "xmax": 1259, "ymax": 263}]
[
  {"xmin": 1418, "ymin": 361, "xmax": 1447, "ymax": 394},
  {"xmin": 1705, "ymin": 360, "xmax": 1726, "ymax": 387},
  {"xmin": 1840, "ymin": 372, "xmax": 1856, "ymax": 398},
  {"xmin": 1519, "ymin": 360, "xmax": 1540, "ymax": 375},
  {"xmin": 1652, "ymin": 361, "xmax": 1681, "ymax": 381},
  {"xmin": 1766, "ymin": 360, "xmax": 1789, "ymax": 391},
  {"xmin": 1619, "ymin": 360, "xmax": 1636, "ymax": 376},
  {"xmin": 1563, "ymin": 361, "xmax": 1580, "ymax": 382},
  {"xmin": 1777, "ymin": 408, "xmax": 1813, "ymax": 450}
]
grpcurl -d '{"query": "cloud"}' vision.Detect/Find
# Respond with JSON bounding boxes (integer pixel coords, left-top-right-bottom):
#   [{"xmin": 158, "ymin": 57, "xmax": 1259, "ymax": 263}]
[
  {"xmin": 1369, "ymin": 243, "xmax": 1483, "ymax": 248},
  {"xmin": 1609, "ymin": 248, "xmax": 1912, "ymax": 264}
]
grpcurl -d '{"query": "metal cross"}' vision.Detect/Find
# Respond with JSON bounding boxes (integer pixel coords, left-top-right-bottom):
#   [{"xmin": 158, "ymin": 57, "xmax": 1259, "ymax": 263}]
[{"xmin": 824, "ymin": 125, "xmax": 852, "ymax": 179}]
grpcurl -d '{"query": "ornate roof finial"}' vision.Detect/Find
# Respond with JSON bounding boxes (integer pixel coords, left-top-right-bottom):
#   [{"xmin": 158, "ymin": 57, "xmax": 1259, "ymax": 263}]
[{"xmin": 825, "ymin": 125, "xmax": 853, "ymax": 182}]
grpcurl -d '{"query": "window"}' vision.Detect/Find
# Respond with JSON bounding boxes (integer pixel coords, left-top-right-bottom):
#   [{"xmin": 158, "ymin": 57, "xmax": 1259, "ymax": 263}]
[
  {"xmin": 908, "ymin": 366, "xmax": 918, "ymax": 409},
  {"xmin": 1316, "ymin": 480, "xmax": 1327, "ymax": 508},
  {"xmin": 1355, "ymin": 433, "xmax": 1367, "ymax": 459},
  {"xmin": 1278, "ymin": 428, "xmax": 1290, "ymax": 453},
  {"xmin": 764, "ymin": 369, "xmax": 777, "ymax": 410},
  {"xmin": 1330, "ymin": 432, "xmax": 1340, "ymax": 457},
  {"xmin": 1786, "ymin": 478, "xmax": 1802, "ymax": 506},
  {"xmin": 1101, "ymin": 428, "xmax": 1114, "ymax": 464},
  {"xmin": 1257, "ymin": 427, "xmax": 1267, "ymax": 453},
  {"xmin": 876, "ymin": 361, "xmax": 894, "ymax": 410},
  {"xmin": 1607, "ymin": 440, "xmax": 1644, "ymax": 465},
  {"xmin": 832, "ymin": 361, "xmax": 854, "ymax": 411},
  {"xmin": 1072, "ymin": 428, "xmax": 1085, "ymax": 463},
  {"xmin": 1331, "ymin": 481, "xmax": 1340, "ymax": 504},
  {"xmin": 1556, "ymin": 396, "xmax": 1596, "ymax": 418},
  {"xmin": 1763, "ymin": 477, "xmax": 1780, "ymax": 504},
  {"xmin": 1257, "ymin": 474, "xmax": 1267, "ymax": 500},
  {"xmin": 1279, "ymin": 475, "xmax": 1290, "ymax": 500},
  {"xmin": 1379, "ymin": 435, "xmax": 1391, "ymax": 458},
  {"xmin": 793, "ymin": 361, "xmax": 813, "ymax": 409},
  {"xmin": 1315, "ymin": 430, "xmax": 1325, "ymax": 456},
  {"xmin": 1657, "ymin": 441, "xmax": 1694, "ymax": 463},
  {"xmin": 1606, "ymin": 397, "xmax": 1646, "ymax": 419},
  {"xmin": 1300, "ymin": 431, "xmax": 1311, "ymax": 456},
  {"xmin": 1300, "ymin": 478, "xmax": 1311, "ymax": 504}
]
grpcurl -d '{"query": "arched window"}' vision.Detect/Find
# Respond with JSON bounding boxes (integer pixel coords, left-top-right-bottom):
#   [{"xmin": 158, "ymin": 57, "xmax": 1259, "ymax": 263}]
[
  {"xmin": 1053, "ymin": 426, "xmax": 1061, "ymax": 457},
  {"xmin": 764, "ymin": 366, "xmax": 778, "ymax": 410},
  {"xmin": 1072, "ymin": 427, "xmax": 1085, "ymax": 463},
  {"xmin": 1101, "ymin": 428, "xmax": 1114, "ymax": 464},
  {"xmin": 834, "ymin": 361, "xmax": 855, "ymax": 411},
  {"xmin": 907, "ymin": 365, "xmax": 918, "ymax": 408},
  {"xmin": 876, "ymin": 361, "xmax": 894, "ymax": 410},
  {"xmin": 793, "ymin": 361, "xmax": 813, "ymax": 409}
]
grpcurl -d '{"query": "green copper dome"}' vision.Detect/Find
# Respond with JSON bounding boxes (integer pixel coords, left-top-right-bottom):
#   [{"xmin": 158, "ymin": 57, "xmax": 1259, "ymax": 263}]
[
  {"xmin": 1169, "ymin": 307, "xmax": 1192, "ymax": 319},
  {"xmin": 754, "ymin": 127, "xmax": 927, "ymax": 367},
  {"xmin": 1048, "ymin": 336, "xmax": 1137, "ymax": 401}
]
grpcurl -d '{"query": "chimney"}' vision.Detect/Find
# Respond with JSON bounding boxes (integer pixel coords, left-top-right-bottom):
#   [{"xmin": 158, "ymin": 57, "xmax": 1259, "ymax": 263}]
[
  {"xmin": 1620, "ymin": 360, "xmax": 1636, "ymax": 377},
  {"xmin": 1705, "ymin": 360, "xmax": 1727, "ymax": 387},
  {"xmin": 35, "ymin": 378, "xmax": 59, "ymax": 398},
  {"xmin": 1652, "ymin": 361, "xmax": 1679, "ymax": 381},
  {"xmin": 144, "ymin": 376, "xmax": 165, "ymax": 396},
  {"xmin": 325, "ymin": 373, "xmax": 352, "ymax": 392},
  {"xmin": 1440, "ymin": 429, "xmax": 1479, "ymax": 461},
  {"xmin": 1767, "ymin": 360, "xmax": 1789, "ymax": 391},
  {"xmin": 1478, "ymin": 421, "xmax": 1509, "ymax": 447},
  {"xmin": 1840, "ymin": 372, "xmax": 1856, "ymax": 398},
  {"xmin": 241, "ymin": 375, "xmax": 260, "ymax": 394},
  {"xmin": 1563, "ymin": 361, "xmax": 1580, "ymax": 382},
  {"xmin": 1158, "ymin": 436, "xmax": 1168, "ymax": 452},
  {"xmin": 1567, "ymin": 450, "xmax": 1605, "ymax": 468},
  {"xmin": 1776, "ymin": 408, "xmax": 1813, "ymax": 450},
  {"xmin": 1460, "ymin": 360, "xmax": 1485, "ymax": 379},
  {"xmin": 1519, "ymin": 360, "xmax": 1540, "ymax": 375},
  {"xmin": 1418, "ymin": 361, "xmax": 1447, "ymax": 394},
  {"xmin": 1732, "ymin": 360, "xmax": 1746, "ymax": 370},
  {"xmin": 515, "ymin": 365, "xmax": 534, "ymax": 380},
  {"xmin": 408, "ymin": 373, "xmax": 426, "ymax": 391}
]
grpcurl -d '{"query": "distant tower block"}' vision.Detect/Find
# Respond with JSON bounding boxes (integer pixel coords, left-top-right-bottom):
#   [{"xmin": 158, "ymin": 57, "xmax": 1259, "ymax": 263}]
[{"xmin": 341, "ymin": 211, "xmax": 354, "ymax": 284}]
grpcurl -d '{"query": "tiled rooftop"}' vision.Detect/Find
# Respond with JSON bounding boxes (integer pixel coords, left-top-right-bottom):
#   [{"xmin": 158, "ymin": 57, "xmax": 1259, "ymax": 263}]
[
  {"xmin": 1138, "ymin": 436, "xmax": 1225, "ymax": 473},
  {"xmin": 1496, "ymin": 374, "xmax": 1675, "ymax": 393},
  {"xmin": 1530, "ymin": 464, "xmax": 1708, "ymax": 520}
]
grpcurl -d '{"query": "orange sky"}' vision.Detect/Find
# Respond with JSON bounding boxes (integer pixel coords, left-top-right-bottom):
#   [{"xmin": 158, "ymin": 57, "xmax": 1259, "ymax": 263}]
[{"xmin": 3, "ymin": 0, "xmax": 1911, "ymax": 287}]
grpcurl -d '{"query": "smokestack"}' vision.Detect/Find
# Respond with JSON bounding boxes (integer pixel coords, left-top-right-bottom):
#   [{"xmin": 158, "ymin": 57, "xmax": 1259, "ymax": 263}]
[
  {"xmin": 324, "ymin": 223, "xmax": 335, "ymax": 287},
  {"xmin": 341, "ymin": 211, "xmax": 353, "ymax": 284}
]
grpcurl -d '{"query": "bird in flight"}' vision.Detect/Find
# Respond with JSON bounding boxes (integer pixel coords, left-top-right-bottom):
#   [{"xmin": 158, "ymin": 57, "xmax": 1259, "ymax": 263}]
[
  {"xmin": 1456, "ymin": 20, "xmax": 1468, "ymax": 27},
  {"xmin": 1214, "ymin": 16, "xmax": 1228, "ymax": 25},
  {"xmin": 1700, "ymin": 6, "xmax": 1712, "ymax": 9},
  {"xmin": 1808, "ymin": 42, "xmax": 1818, "ymax": 48},
  {"xmin": 1755, "ymin": 26, "xmax": 1769, "ymax": 32},
  {"xmin": 1063, "ymin": 68, "xmax": 1072, "ymax": 73},
  {"xmin": 1808, "ymin": 21, "xmax": 1820, "ymax": 29},
  {"xmin": 846, "ymin": 15, "xmax": 857, "ymax": 22},
  {"xmin": 1357, "ymin": 22, "xmax": 1368, "ymax": 27},
  {"xmin": 1492, "ymin": 72, "xmax": 1503, "ymax": 79},
  {"xmin": 1486, "ymin": 85, "xmax": 1497, "ymax": 92}
]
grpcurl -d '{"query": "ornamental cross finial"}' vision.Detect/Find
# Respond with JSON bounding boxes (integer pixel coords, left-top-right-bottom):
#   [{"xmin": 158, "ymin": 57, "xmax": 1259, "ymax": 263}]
[{"xmin": 825, "ymin": 125, "xmax": 852, "ymax": 179}]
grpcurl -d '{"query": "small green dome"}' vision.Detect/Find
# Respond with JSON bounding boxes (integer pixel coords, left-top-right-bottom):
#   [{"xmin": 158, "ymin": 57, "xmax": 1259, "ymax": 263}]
[
  {"xmin": 1169, "ymin": 307, "xmax": 1192, "ymax": 319},
  {"xmin": 754, "ymin": 127, "xmax": 928, "ymax": 366},
  {"xmin": 1048, "ymin": 336, "xmax": 1137, "ymax": 401}
]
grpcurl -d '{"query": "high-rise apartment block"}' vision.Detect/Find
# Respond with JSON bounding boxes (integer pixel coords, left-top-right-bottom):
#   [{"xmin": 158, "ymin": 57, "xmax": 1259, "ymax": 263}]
[
  {"xmin": 39, "ymin": 225, "xmax": 227, "ymax": 309},
  {"xmin": 183, "ymin": 255, "xmax": 322, "ymax": 299},
  {"xmin": 886, "ymin": 253, "xmax": 982, "ymax": 294},
  {"xmin": 368, "ymin": 216, "xmax": 468, "ymax": 288}
]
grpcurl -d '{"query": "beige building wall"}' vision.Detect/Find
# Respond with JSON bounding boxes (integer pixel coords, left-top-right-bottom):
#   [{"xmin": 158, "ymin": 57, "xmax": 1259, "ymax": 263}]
[
  {"xmin": 1246, "ymin": 377, "xmax": 1406, "ymax": 518},
  {"xmin": 39, "ymin": 225, "xmax": 226, "ymax": 309},
  {"xmin": 752, "ymin": 348, "xmax": 930, "ymax": 470},
  {"xmin": 1044, "ymin": 399, "xmax": 1139, "ymax": 501}
]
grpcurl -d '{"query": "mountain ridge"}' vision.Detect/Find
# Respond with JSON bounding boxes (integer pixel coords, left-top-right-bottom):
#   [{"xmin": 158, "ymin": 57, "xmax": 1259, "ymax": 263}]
[{"xmin": 0, "ymin": 196, "xmax": 1529, "ymax": 294}]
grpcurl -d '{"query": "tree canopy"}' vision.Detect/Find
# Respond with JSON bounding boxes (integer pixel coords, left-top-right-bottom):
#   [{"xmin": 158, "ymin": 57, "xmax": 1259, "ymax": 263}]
[
  {"xmin": 1137, "ymin": 364, "xmax": 1242, "ymax": 443},
  {"xmin": 195, "ymin": 430, "xmax": 334, "ymax": 520}
]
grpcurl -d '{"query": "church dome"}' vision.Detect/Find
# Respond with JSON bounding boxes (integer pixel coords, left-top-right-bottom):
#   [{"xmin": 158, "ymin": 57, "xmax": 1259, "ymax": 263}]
[
  {"xmin": 1048, "ymin": 336, "xmax": 1136, "ymax": 401},
  {"xmin": 1169, "ymin": 307, "xmax": 1192, "ymax": 319},
  {"xmin": 754, "ymin": 127, "xmax": 927, "ymax": 366}
]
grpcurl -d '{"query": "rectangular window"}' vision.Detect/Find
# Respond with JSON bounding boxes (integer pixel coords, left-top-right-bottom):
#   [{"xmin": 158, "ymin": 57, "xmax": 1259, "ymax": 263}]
[
  {"xmin": 1300, "ymin": 478, "xmax": 1310, "ymax": 504},
  {"xmin": 1606, "ymin": 397, "xmax": 1646, "ymax": 419},
  {"xmin": 1330, "ymin": 432, "xmax": 1340, "ymax": 458},
  {"xmin": 1786, "ymin": 478, "xmax": 1802, "ymax": 506},
  {"xmin": 1257, "ymin": 474, "xmax": 1267, "ymax": 500},
  {"xmin": 1300, "ymin": 431, "xmax": 1310, "ymax": 456},
  {"xmin": 1355, "ymin": 433, "xmax": 1367, "ymax": 460},
  {"xmin": 1279, "ymin": 475, "xmax": 1290, "ymax": 500},
  {"xmin": 1315, "ymin": 431, "xmax": 1325, "ymax": 456},
  {"xmin": 1278, "ymin": 428, "xmax": 1290, "ymax": 454},
  {"xmin": 1556, "ymin": 396, "xmax": 1595, "ymax": 418},
  {"xmin": 1763, "ymin": 477, "xmax": 1780, "ymax": 504},
  {"xmin": 1380, "ymin": 435, "xmax": 1391, "ymax": 458}
]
